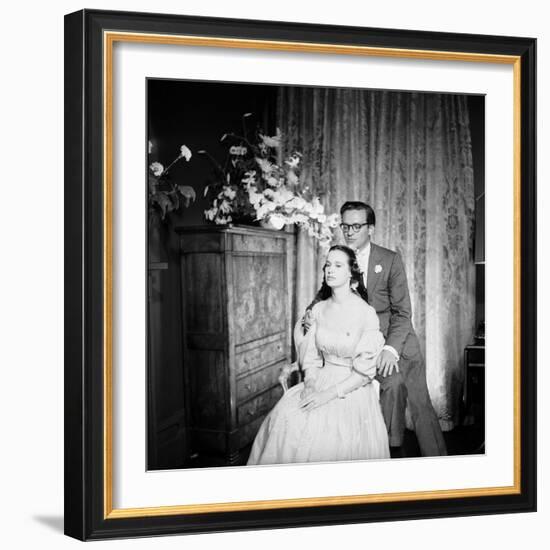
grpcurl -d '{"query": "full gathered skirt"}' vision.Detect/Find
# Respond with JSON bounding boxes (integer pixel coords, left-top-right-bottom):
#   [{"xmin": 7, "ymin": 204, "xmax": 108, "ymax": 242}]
[{"xmin": 247, "ymin": 364, "xmax": 390, "ymax": 465}]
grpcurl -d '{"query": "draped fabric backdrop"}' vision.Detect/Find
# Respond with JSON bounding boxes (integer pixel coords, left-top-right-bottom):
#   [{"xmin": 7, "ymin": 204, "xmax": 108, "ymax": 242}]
[{"xmin": 278, "ymin": 88, "xmax": 476, "ymax": 428}]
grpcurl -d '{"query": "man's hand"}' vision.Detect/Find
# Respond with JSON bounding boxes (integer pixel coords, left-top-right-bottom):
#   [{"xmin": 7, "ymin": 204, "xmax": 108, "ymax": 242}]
[
  {"xmin": 302, "ymin": 308, "xmax": 314, "ymax": 333},
  {"xmin": 377, "ymin": 349, "xmax": 400, "ymax": 377}
]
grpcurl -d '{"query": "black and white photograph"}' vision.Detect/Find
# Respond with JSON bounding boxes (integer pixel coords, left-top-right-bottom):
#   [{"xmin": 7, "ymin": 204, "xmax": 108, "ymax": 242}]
[{"xmin": 146, "ymin": 79, "xmax": 486, "ymax": 471}]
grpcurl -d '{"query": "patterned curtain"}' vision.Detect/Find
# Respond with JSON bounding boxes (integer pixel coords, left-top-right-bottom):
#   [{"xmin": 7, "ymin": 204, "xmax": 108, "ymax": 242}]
[{"xmin": 278, "ymin": 87, "xmax": 476, "ymax": 428}]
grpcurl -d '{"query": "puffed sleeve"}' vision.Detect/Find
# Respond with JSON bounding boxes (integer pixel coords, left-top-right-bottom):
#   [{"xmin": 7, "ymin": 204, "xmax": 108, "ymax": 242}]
[
  {"xmin": 352, "ymin": 305, "xmax": 385, "ymax": 381},
  {"xmin": 297, "ymin": 303, "xmax": 323, "ymax": 380}
]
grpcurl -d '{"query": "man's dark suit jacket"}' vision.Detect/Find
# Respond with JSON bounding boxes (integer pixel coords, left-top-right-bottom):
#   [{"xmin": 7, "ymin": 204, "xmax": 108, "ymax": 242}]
[{"xmin": 365, "ymin": 243, "xmax": 421, "ymax": 361}]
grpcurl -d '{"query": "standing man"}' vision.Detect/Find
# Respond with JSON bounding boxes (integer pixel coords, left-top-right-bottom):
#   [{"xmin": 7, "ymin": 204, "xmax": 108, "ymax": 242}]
[{"xmin": 339, "ymin": 201, "xmax": 447, "ymax": 457}]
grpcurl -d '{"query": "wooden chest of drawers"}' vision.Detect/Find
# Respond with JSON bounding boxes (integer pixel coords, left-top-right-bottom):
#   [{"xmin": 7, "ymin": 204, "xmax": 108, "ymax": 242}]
[{"xmin": 177, "ymin": 225, "xmax": 294, "ymax": 465}]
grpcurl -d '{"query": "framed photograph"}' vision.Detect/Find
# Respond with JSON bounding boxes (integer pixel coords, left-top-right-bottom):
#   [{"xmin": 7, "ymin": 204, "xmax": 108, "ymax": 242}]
[{"xmin": 64, "ymin": 9, "xmax": 536, "ymax": 540}]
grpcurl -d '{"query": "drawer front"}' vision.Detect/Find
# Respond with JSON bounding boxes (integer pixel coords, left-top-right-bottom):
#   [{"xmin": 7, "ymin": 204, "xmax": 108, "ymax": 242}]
[
  {"xmin": 236, "ymin": 362, "xmax": 285, "ymax": 403},
  {"xmin": 231, "ymin": 233, "xmax": 286, "ymax": 254},
  {"xmin": 235, "ymin": 337, "xmax": 286, "ymax": 376},
  {"xmin": 237, "ymin": 385, "xmax": 283, "ymax": 427}
]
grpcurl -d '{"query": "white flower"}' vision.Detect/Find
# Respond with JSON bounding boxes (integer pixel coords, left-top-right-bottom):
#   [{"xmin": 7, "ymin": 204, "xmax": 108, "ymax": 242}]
[
  {"xmin": 180, "ymin": 145, "xmax": 192, "ymax": 161},
  {"xmin": 374, "ymin": 264, "xmax": 383, "ymax": 273},
  {"xmin": 285, "ymin": 152, "xmax": 302, "ymax": 168},
  {"xmin": 267, "ymin": 176, "xmax": 279, "ymax": 187},
  {"xmin": 326, "ymin": 213, "xmax": 340, "ymax": 228},
  {"xmin": 259, "ymin": 128, "xmax": 282, "ymax": 148},
  {"xmin": 255, "ymin": 204, "xmax": 269, "ymax": 219},
  {"xmin": 256, "ymin": 158, "xmax": 273, "ymax": 174},
  {"xmin": 229, "ymin": 145, "xmax": 247, "ymax": 156},
  {"xmin": 242, "ymin": 171, "xmax": 257, "ymax": 185},
  {"xmin": 295, "ymin": 197, "xmax": 307, "ymax": 210},
  {"xmin": 268, "ymin": 214, "xmax": 286, "ymax": 229},
  {"xmin": 287, "ymin": 196, "xmax": 306, "ymax": 210},
  {"xmin": 150, "ymin": 162, "xmax": 164, "ymax": 176},
  {"xmin": 279, "ymin": 188, "xmax": 294, "ymax": 203},
  {"xmin": 204, "ymin": 208, "xmax": 217, "ymax": 221},
  {"xmin": 219, "ymin": 200, "xmax": 231, "ymax": 214},
  {"xmin": 309, "ymin": 197, "xmax": 324, "ymax": 219},
  {"xmin": 293, "ymin": 213, "xmax": 308, "ymax": 224},
  {"xmin": 317, "ymin": 214, "xmax": 327, "ymax": 223},
  {"xmin": 223, "ymin": 186, "xmax": 236, "ymax": 200},
  {"xmin": 248, "ymin": 189, "xmax": 263, "ymax": 206}
]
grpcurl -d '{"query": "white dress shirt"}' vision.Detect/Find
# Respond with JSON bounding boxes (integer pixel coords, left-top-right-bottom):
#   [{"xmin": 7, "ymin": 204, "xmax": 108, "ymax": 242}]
[
  {"xmin": 355, "ymin": 242, "xmax": 371, "ymax": 288},
  {"xmin": 355, "ymin": 242, "xmax": 400, "ymax": 361}
]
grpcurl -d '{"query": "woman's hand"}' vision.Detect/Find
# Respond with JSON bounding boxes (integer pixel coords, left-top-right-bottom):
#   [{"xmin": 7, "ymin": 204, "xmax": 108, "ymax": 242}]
[
  {"xmin": 299, "ymin": 379, "xmax": 317, "ymax": 400},
  {"xmin": 299, "ymin": 388, "xmax": 336, "ymax": 412}
]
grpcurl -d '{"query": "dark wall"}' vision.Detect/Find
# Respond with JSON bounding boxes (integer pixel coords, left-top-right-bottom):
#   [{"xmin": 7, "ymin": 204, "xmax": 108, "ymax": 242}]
[{"xmin": 147, "ymin": 79, "xmax": 277, "ymax": 469}]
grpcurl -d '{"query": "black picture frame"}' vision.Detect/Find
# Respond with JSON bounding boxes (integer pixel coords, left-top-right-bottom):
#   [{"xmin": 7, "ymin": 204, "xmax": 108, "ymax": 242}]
[{"xmin": 64, "ymin": 8, "xmax": 536, "ymax": 541}]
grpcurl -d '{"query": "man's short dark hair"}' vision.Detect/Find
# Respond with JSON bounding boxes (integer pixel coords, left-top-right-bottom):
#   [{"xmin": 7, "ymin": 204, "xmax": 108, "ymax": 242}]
[{"xmin": 340, "ymin": 201, "xmax": 376, "ymax": 226}]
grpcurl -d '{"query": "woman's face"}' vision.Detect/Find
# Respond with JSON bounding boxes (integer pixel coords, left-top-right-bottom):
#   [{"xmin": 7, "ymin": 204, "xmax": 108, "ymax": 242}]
[{"xmin": 324, "ymin": 249, "xmax": 352, "ymax": 289}]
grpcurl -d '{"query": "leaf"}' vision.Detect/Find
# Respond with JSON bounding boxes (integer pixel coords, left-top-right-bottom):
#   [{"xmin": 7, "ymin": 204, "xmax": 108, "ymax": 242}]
[
  {"xmin": 178, "ymin": 185, "xmax": 197, "ymax": 207},
  {"xmin": 156, "ymin": 194, "xmax": 171, "ymax": 219}
]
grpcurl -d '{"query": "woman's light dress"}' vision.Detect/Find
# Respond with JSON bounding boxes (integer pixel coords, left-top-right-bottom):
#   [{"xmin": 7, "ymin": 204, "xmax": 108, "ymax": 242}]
[{"xmin": 247, "ymin": 298, "xmax": 390, "ymax": 465}]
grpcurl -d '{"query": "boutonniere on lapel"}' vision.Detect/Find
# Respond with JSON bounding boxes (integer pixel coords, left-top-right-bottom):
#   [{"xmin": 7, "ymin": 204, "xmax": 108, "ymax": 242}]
[{"xmin": 374, "ymin": 264, "xmax": 383, "ymax": 273}]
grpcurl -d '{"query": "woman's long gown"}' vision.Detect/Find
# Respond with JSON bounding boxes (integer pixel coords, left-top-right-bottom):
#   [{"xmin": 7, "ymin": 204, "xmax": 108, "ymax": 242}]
[{"xmin": 247, "ymin": 298, "xmax": 390, "ymax": 465}]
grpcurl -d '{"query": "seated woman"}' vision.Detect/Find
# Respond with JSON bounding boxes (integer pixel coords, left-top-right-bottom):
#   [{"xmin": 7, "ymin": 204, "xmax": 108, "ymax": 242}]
[{"xmin": 247, "ymin": 245, "xmax": 390, "ymax": 465}]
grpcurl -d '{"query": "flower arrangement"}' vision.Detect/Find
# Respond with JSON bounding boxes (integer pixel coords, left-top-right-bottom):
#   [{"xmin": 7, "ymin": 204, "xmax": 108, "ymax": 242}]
[
  {"xmin": 200, "ymin": 115, "xmax": 339, "ymax": 247},
  {"xmin": 148, "ymin": 142, "xmax": 196, "ymax": 219}
]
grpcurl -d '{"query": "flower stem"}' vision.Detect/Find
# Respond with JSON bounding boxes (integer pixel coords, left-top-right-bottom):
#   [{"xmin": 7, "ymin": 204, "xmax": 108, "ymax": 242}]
[
  {"xmin": 199, "ymin": 150, "xmax": 226, "ymax": 176},
  {"xmin": 162, "ymin": 155, "xmax": 183, "ymax": 175}
]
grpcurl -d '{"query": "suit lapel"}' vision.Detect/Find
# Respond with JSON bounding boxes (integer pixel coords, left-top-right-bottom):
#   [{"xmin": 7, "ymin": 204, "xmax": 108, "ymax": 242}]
[{"xmin": 366, "ymin": 243, "xmax": 382, "ymax": 300}]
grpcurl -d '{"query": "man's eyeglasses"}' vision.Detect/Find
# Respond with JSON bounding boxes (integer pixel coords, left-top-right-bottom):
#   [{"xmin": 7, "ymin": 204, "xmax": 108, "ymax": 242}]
[{"xmin": 339, "ymin": 223, "xmax": 369, "ymax": 234}]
